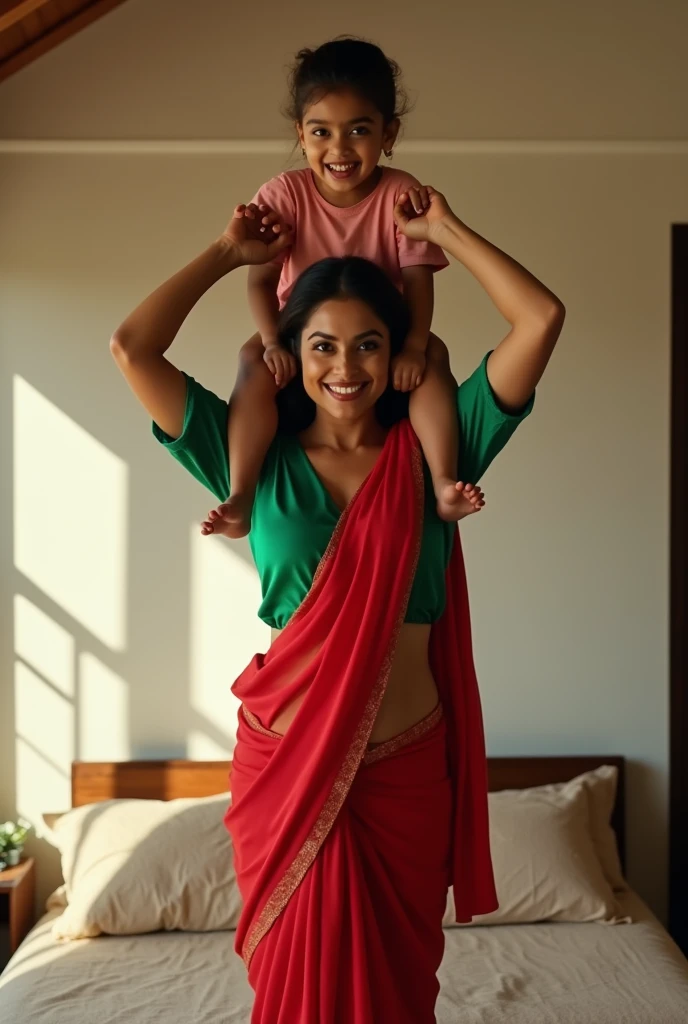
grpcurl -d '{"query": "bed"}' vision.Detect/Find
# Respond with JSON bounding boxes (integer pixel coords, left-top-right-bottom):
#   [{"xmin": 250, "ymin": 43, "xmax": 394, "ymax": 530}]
[{"xmin": 0, "ymin": 756, "xmax": 687, "ymax": 1024}]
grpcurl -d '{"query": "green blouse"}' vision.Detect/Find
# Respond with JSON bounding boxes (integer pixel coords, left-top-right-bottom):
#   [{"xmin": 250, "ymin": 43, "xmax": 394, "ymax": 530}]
[{"xmin": 153, "ymin": 354, "xmax": 533, "ymax": 628}]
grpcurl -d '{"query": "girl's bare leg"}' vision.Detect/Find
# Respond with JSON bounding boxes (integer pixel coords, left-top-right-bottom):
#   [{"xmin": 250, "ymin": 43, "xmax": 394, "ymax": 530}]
[
  {"xmin": 201, "ymin": 333, "xmax": 278, "ymax": 538},
  {"xmin": 408, "ymin": 334, "xmax": 485, "ymax": 522}
]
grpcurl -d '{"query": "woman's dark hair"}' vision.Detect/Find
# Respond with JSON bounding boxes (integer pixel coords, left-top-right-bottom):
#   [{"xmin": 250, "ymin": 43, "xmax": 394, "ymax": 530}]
[
  {"xmin": 285, "ymin": 37, "xmax": 409, "ymax": 125},
  {"xmin": 276, "ymin": 256, "xmax": 410, "ymax": 433}
]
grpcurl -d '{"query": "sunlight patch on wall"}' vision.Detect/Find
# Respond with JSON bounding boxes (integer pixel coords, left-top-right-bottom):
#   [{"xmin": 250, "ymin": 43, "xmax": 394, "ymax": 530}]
[
  {"xmin": 14, "ymin": 594, "xmax": 75, "ymax": 698},
  {"xmin": 14, "ymin": 661, "xmax": 74, "ymax": 824},
  {"xmin": 189, "ymin": 529, "xmax": 269, "ymax": 751},
  {"xmin": 15, "ymin": 737, "xmax": 70, "ymax": 827},
  {"xmin": 78, "ymin": 652, "xmax": 130, "ymax": 761},
  {"xmin": 13, "ymin": 375, "xmax": 128, "ymax": 650},
  {"xmin": 15, "ymin": 662, "xmax": 74, "ymax": 773},
  {"xmin": 187, "ymin": 729, "xmax": 232, "ymax": 761}
]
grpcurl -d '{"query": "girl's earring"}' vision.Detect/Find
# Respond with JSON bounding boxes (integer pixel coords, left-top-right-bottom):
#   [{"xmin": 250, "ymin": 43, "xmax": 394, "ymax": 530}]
[
  {"xmin": 301, "ymin": 148, "xmax": 306, "ymax": 158},
  {"xmin": 384, "ymin": 149, "xmax": 393, "ymax": 160}
]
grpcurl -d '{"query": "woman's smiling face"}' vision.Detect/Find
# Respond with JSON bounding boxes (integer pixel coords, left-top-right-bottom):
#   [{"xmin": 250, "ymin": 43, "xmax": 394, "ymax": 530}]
[{"xmin": 298, "ymin": 297, "xmax": 392, "ymax": 420}]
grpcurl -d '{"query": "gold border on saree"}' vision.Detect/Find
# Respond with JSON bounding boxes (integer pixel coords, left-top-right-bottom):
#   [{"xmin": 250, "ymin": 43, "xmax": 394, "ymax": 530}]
[{"xmin": 362, "ymin": 702, "xmax": 444, "ymax": 765}]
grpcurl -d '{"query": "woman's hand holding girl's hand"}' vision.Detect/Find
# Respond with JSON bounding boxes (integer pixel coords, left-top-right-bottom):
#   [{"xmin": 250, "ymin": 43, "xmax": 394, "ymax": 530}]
[
  {"xmin": 394, "ymin": 186, "xmax": 454, "ymax": 246},
  {"xmin": 219, "ymin": 203, "xmax": 293, "ymax": 266}
]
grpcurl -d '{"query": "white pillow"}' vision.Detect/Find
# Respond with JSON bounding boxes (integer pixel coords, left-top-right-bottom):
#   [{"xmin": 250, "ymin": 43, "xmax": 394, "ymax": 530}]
[
  {"xmin": 43, "ymin": 792, "xmax": 240, "ymax": 940},
  {"xmin": 575, "ymin": 764, "xmax": 627, "ymax": 892},
  {"xmin": 444, "ymin": 767, "xmax": 629, "ymax": 926},
  {"xmin": 42, "ymin": 766, "xmax": 628, "ymax": 938}
]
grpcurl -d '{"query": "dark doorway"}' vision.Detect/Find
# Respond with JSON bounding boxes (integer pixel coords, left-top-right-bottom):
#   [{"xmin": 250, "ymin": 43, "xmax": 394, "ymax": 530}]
[{"xmin": 670, "ymin": 224, "xmax": 688, "ymax": 955}]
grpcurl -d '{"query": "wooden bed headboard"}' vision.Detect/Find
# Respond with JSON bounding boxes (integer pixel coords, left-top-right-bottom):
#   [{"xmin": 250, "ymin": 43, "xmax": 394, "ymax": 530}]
[{"xmin": 71, "ymin": 754, "xmax": 626, "ymax": 868}]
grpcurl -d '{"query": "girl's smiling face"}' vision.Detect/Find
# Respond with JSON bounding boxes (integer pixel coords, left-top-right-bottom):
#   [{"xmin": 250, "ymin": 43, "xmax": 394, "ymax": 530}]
[{"xmin": 296, "ymin": 89, "xmax": 399, "ymax": 208}]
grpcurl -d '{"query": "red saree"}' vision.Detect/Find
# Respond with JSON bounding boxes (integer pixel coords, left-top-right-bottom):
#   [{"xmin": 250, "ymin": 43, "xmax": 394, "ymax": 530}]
[{"xmin": 225, "ymin": 420, "xmax": 497, "ymax": 1022}]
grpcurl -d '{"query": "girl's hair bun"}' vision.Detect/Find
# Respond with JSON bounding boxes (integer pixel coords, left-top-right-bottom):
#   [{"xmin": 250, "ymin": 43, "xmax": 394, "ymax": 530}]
[{"xmin": 285, "ymin": 36, "xmax": 409, "ymax": 125}]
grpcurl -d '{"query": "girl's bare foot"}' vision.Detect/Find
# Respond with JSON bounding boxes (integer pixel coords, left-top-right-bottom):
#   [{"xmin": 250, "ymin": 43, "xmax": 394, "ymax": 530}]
[
  {"xmin": 435, "ymin": 479, "xmax": 485, "ymax": 522},
  {"xmin": 200, "ymin": 494, "xmax": 252, "ymax": 538}
]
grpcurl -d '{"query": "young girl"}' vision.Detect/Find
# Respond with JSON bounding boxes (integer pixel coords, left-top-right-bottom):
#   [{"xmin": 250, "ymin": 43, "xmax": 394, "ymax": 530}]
[{"xmin": 204, "ymin": 37, "xmax": 484, "ymax": 538}]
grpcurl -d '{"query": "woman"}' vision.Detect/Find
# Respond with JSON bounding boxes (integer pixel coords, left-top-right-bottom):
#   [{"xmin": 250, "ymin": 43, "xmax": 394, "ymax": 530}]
[{"xmin": 111, "ymin": 187, "xmax": 564, "ymax": 1023}]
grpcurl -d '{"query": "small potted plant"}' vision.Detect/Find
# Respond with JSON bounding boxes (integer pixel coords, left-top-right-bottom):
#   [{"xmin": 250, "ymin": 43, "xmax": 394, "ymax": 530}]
[{"xmin": 0, "ymin": 819, "xmax": 32, "ymax": 868}]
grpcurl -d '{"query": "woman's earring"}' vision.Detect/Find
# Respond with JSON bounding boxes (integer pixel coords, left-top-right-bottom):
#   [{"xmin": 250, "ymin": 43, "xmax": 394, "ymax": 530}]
[
  {"xmin": 384, "ymin": 149, "xmax": 393, "ymax": 160},
  {"xmin": 301, "ymin": 148, "xmax": 306, "ymax": 158}
]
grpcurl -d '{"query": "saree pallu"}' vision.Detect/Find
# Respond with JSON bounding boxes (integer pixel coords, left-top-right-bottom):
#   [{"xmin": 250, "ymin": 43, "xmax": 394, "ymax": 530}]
[{"xmin": 225, "ymin": 420, "xmax": 498, "ymax": 1022}]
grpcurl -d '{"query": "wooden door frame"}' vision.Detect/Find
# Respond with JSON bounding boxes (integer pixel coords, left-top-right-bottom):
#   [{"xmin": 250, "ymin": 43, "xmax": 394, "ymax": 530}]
[{"xmin": 669, "ymin": 223, "xmax": 688, "ymax": 953}]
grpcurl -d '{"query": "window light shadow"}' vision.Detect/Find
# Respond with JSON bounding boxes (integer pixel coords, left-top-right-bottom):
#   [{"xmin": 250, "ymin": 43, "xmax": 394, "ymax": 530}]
[
  {"xmin": 13, "ymin": 374, "xmax": 128, "ymax": 652},
  {"xmin": 188, "ymin": 527, "xmax": 270, "ymax": 755}
]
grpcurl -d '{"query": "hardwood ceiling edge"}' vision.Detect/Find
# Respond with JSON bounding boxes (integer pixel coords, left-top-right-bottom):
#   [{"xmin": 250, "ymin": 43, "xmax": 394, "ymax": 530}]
[
  {"xmin": 0, "ymin": 1, "xmax": 55, "ymax": 35},
  {"xmin": 0, "ymin": 0, "xmax": 129, "ymax": 83}
]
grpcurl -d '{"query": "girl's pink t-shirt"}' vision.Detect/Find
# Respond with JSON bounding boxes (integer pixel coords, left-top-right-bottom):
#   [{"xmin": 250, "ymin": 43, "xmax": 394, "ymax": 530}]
[{"xmin": 251, "ymin": 167, "xmax": 449, "ymax": 308}]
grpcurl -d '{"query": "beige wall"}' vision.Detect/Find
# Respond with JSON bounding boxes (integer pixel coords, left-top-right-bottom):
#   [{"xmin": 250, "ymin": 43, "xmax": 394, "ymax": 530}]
[
  {"xmin": 1, "ymin": 0, "xmax": 686, "ymax": 923},
  {"xmin": 1, "ymin": 0, "xmax": 688, "ymax": 140}
]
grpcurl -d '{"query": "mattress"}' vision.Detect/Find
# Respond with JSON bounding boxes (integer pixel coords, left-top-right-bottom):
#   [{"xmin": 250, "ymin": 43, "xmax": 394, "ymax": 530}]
[{"xmin": 1, "ymin": 890, "xmax": 687, "ymax": 1023}]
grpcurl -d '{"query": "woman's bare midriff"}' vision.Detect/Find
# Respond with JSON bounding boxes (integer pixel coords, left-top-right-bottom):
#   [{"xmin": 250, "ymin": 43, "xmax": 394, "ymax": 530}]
[{"xmin": 267, "ymin": 623, "xmax": 439, "ymax": 744}]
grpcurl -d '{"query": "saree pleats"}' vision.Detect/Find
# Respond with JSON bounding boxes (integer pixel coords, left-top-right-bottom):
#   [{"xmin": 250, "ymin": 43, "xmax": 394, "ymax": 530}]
[{"xmin": 234, "ymin": 709, "xmax": 451, "ymax": 1023}]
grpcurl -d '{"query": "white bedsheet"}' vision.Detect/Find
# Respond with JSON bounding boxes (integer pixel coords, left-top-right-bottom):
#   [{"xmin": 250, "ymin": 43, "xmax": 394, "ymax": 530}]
[
  {"xmin": 438, "ymin": 890, "xmax": 688, "ymax": 1023},
  {"xmin": 1, "ymin": 890, "xmax": 686, "ymax": 1023}
]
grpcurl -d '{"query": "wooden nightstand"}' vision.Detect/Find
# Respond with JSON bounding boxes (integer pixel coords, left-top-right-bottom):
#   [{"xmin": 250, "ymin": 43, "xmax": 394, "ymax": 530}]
[{"xmin": 0, "ymin": 858, "xmax": 36, "ymax": 964}]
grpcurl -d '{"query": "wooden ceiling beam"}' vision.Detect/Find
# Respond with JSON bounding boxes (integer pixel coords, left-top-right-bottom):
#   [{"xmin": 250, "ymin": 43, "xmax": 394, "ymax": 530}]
[
  {"xmin": 0, "ymin": 0, "xmax": 129, "ymax": 83},
  {"xmin": 0, "ymin": 1, "xmax": 54, "ymax": 34}
]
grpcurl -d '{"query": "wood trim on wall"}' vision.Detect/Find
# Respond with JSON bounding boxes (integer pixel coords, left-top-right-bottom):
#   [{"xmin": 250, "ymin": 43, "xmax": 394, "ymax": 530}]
[
  {"xmin": 2, "ymin": 140, "xmax": 688, "ymax": 155},
  {"xmin": 71, "ymin": 755, "xmax": 626, "ymax": 868},
  {"xmin": 669, "ymin": 223, "xmax": 688, "ymax": 955}
]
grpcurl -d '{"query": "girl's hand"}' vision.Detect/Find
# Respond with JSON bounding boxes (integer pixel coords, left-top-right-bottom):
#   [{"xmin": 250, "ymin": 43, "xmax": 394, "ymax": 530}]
[
  {"xmin": 220, "ymin": 203, "xmax": 293, "ymax": 266},
  {"xmin": 263, "ymin": 343, "xmax": 297, "ymax": 387},
  {"xmin": 394, "ymin": 186, "xmax": 453, "ymax": 245},
  {"xmin": 391, "ymin": 348, "xmax": 426, "ymax": 392}
]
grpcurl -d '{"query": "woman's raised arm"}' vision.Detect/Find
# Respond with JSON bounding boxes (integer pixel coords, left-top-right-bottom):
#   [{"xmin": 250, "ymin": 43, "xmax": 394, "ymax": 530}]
[
  {"xmin": 110, "ymin": 204, "xmax": 293, "ymax": 438},
  {"xmin": 395, "ymin": 188, "xmax": 565, "ymax": 413}
]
